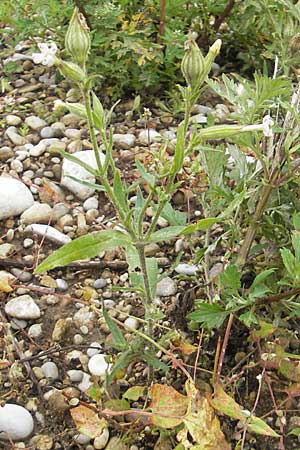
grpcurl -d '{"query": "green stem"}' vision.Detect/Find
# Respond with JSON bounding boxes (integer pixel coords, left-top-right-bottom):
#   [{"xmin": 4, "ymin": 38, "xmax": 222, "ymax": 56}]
[{"xmin": 82, "ymin": 88, "xmax": 103, "ymax": 175}]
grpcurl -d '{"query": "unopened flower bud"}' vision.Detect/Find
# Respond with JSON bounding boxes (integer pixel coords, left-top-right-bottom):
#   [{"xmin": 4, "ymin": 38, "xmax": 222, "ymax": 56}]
[
  {"xmin": 65, "ymin": 7, "xmax": 90, "ymax": 67},
  {"xmin": 181, "ymin": 36, "xmax": 205, "ymax": 89},
  {"xmin": 203, "ymin": 39, "xmax": 222, "ymax": 77},
  {"xmin": 57, "ymin": 60, "xmax": 86, "ymax": 83}
]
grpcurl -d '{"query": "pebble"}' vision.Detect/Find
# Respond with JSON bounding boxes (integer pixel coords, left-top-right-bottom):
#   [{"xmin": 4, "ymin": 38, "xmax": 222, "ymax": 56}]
[
  {"xmin": 40, "ymin": 126, "xmax": 62, "ymax": 139},
  {"xmin": 0, "ymin": 176, "xmax": 34, "ymax": 219},
  {"xmin": 52, "ymin": 318, "xmax": 72, "ymax": 342},
  {"xmin": 124, "ymin": 317, "xmax": 139, "ymax": 331},
  {"xmin": 41, "ymin": 362, "xmax": 59, "ymax": 380},
  {"xmin": 156, "ymin": 277, "xmax": 177, "ymax": 296},
  {"xmin": 0, "ymin": 146, "xmax": 13, "ymax": 161},
  {"xmin": 52, "ymin": 203, "xmax": 70, "ymax": 221},
  {"xmin": 73, "ymin": 334, "xmax": 84, "ymax": 345},
  {"xmin": 25, "ymin": 224, "xmax": 71, "ymax": 245},
  {"xmin": 6, "ymin": 114, "xmax": 22, "ymax": 126},
  {"xmin": 87, "ymin": 342, "xmax": 102, "ymax": 357},
  {"xmin": 73, "ymin": 307, "xmax": 95, "ymax": 331},
  {"xmin": 83, "ymin": 196, "xmax": 99, "ymax": 211},
  {"xmin": 0, "ymin": 404, "xmax": 34, "ymax": 441},
  {"xmin": 28, "ymin": 324, "xmax": 43, "ymax": 338},
  {"xmin": 23, "ymin": 238, "xmax": 34, "ymax": 248},
  {"xmin": 20, "ymin": 203, "xmax": 52, "ymax": 224},
  {"xmin": 11, "ymin": 318, "xmax": 27, "ymax": 330},
  {"xmin": 175, "ymin": 263, "xmax": 198, "ymax": 276},
  {"xmin": 0, "ymin": 243, "xmax": 15, "ymax": 257},
  {"xmin": 78, "ymin": 373, "xmax": 93, "ymax": 392},
  {"xmin": 93, "ymin": 278, "xmax": 107, "ymax": 289},
  {"xmin": 189, "ymin": 113, "xmax": 207, "ymax": 124},
  {"xmin": 25, "ymin": 116, "xmax": 47, "ymax": 130},
  {"xmin": 29, "ymin": 434, "xmax": 53, "ymax": 450},
  {"xmin": 29, "ymin": 138, "xmax": 59, "ymax": 157},
  {"xmin": 5, "ymin": 126, "xmax": 27, "ymax": 146},
  {"xmin": 67, "ymin": 370, "xmax": 84, "ymax": 383},
  {"xmin": 113, "ymin": 133, "xmax": 136, "ymax": 149},
  {"xmin": 61, "ymin": 150, "xmax": 105, "ymax": 199},
  {"xmin": 56, "ymin": 278, "xmax": 68, "ymax": 291},
  {"xmin": 88, "ymin": 354, "xmax": 111, "ymax": 376},
  {"xmin": 138, "ymin": 129, "xmax": 161, "ymax": 145},
  {"xmin": 11, "ymin": 159, "xmax": 23, "ymax": 172},
  {"xmin": 64, "ymin": 128, "xmax": 81, "ymax": 140},
  {"xmin": 74, "ymin": 433, "xmax": 91, "ymax": 445},
  {"xmin": 11, "ymin": 268, "xmax": 33, "ymax": 282},
  {"xmin": 93, "ymin": 428, "xmax": 110, "ymax": 449},
  {"xmin": 5, "ymin": 295, "xmax": 41, "ymax": 320}
]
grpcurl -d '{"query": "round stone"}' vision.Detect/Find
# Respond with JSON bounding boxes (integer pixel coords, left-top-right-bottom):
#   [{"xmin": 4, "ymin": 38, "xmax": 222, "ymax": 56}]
[
  {"xmin": 156, "ymin": 277, "xmax": 177, "ymax": 297},
  {"xmin": 124, "ymin": 317, "xmax": 139, "ymax": 331},
  {"xmin": 0, "ymin": 176, "xmax": 34, "ymax": 220},
  {"xmin": 87, "ymin": 342, "xmax": 102, "ymax": 357},
  {"xmin": 0, "ymin": 404, "xmax": 34, "ymax": 441},
  {"xmin": 28, "ymin": 324, "xmax": 42, "ymax": 339},
  {"xmin": 83, "ymin": 197, "xmax": 99, "ymax": 211},
  {"xmin": 93, "ymin": 278, "xmax": 107, "ymax": 289},
  {"xmin": 88, "ymin": 354, "xmax": 111, "ymax": 377},
  {"xmin": 56, "ymin": 279, "xmax": 68, "ymax": 291},
  {"xmin": 93, "ymin": 427, "xmax": 109, "ymax": 449},
  {"xmin": 174, "ymin": 263, "xmax": 198, "ymax": 276},
  {"xmin": 41, "ymin": 362, "xmax": 59, "ymax": 380},
  {"xmin": 5, "ymin": 295, "xmax": 40, "ymax": 320}
]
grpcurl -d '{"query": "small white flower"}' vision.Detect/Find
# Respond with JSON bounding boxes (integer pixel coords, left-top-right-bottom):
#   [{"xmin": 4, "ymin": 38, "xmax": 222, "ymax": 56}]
[
  {"xmin": 32, "ymin": 42, "xmax": 58, "ymax": 67},
  {"xmin": 262, "ymin": 115, "xmax": 274, "ymax": 138}
]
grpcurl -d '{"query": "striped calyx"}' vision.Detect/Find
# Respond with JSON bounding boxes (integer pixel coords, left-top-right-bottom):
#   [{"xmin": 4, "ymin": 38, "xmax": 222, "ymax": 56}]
[
  {"xmin": 65, "ymin": 7, "xmax": 90, "ymax": 67},
  {"xmin": 181, "ymin": 36, "xmax": 205, "ymax": 89},
  {"xmin": 57, "ymin": 60, "xmax": 86, "ymax": 83}
]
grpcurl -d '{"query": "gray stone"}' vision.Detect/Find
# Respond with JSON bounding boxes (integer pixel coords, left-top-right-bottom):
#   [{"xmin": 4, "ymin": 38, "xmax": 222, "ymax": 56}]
[
  {"xmin": 156, "ymin": 277, "xmax": 177, "ymax": 297},
  {"xmin": 189, "ymin": 113, "xmax": 207, "ymax": 124},
  {"xmin": 40, "ymin": 126, "xmax": 63, "ymax": 139},
  {"xmin": 138, "ymin": 129, "xmax": 161, "ymax": 144},
  {"xmin": 6, "ymin": 115, "xmax": 22, "ymax": 126},
  {"xmin": 28, "ymin": 324, "xmax": 42, "ymax": 339},
  {"xmin": 25, "ymin": 116, "xmax": 47, "ymax": 130},
  {"xmin": 20, "ymin": 203, "xmax": 52, "ymax": 224},
  {"xmin": 0, "ymin": 177, "xmax": 34, "ymax": 219},
  {"xmin": 5, "ymin": 295, "xmax": 40, "ymax": 320},
  {"xmin": 56, "ymin": 279, "xmax": 68, "ymax": 291},
  {"xmin": 25, "ymin": 224, "xmax": 71, "ymax": 245},
  {"xmin": 41, "ymin": 362, "xmax": 59, "ymax": 380},
  {"xmin": 0, "ymin": 146, "xmax": 13, "ymax": 161},
  {"xmin": 93, "ymin": 278, "xmax": 107, "ymax": 289},
  {"xmin": 67, "ymin": 370, "xmax": 83, "ymax": 383},
  {"xmin": 0, "ymin": 243, "xmax": 15, "ymax": 258},
  {"xmin": 113, "ymin": 133, "xmax": 136, "ymax": 149},
  {"xmin": 87, "ymin": 342, "xmax": 102, "ymax": 357},
  {"xmin": 52, "ymin": 203, "xmax": 70, "ymax": 221},
  {"xmin": 5, "ymin": 127, "xmax": 27, "ymax": 146},
  {"xmin": 61, "ymin": 150, "xmax": 105, "ymax": 199},
  {"xmin": 175, "ymin": 263, "xmax": 198, "ymax": 276},
  {"xmin": 0, "ymin": 404, "xmax": 34, "ymax": 441},
  {"xmin": 30, "ymin": 138, "xmax": 59, "ymax": 157},
  {"xmin": 64, "ymin": 128, "xmax": 81, "ymax": 140},
  {"xmin": 83, "ymin": 197, "xmax": 99, "ymax": 211}
]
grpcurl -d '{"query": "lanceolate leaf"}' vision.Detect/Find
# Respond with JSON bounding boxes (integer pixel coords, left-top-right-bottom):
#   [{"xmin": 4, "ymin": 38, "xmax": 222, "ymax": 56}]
[
  {"xmin": 35, "ymin": 230, "xmax": 131, "ymax": 273},
  {"xmin": 210, "ymin": 385, "xmax": 244, "ymax": 420},
  {"xmin": 113, "ymin": 169, "xmax": 129, "ymax": 213},
  {"xmin": 150, "ymin": 226, "xmax": 187, "ymax": 243},
  {"xmin": 102, "ymin": 306, "xmax": 128, "ymax": 351},
  {"xmin": 248, "ymin": 416, "xmax": 280, "ymax": 437}
]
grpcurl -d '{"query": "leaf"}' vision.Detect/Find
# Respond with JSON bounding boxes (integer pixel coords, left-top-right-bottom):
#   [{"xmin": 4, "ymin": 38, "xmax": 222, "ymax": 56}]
[
  {"xmin": 251, "ymin": 320, "xmax": 276, "ymax": 340},
  {"xmin": 143, "ymin": 354, "xmax": 170, "ymax": 373},
  {"xmin": 188, "ymin": 303, "xmax": 229, "ymax": 329},
  {"xmin": 70, "ymin": 405, "xmax": 107, "ymax": 439},
  {"xmin": 86, "ymin": 383, "xmax": 102, "ymax": 405},
  {"xmin": 250, "ymin": 269, "xmax": 276, "ymax": 290},
  {"xmin": 219, "ymin": 264, "xmax": 241, "ymax": 292},
  {"xmin": 113, "ymin": 169, "xmax": 129, "ymax": 213},
  {"xmin": 123, "ymin": 386, "xmax": 145, "ymax": 401},
  {"xmin": 103, "ymin": 305, "xmax": 128, "ymax": 351},
  {"xmin": 239, "ymin": 310, "xmax": 258, "ymax": 327},
  {"xmin": 35, "ymin": 230, "xmax": 131, "ymax": 273},
  {"xmin": 279, "ymin": 358, "xmax": 300, "ymax": 382},
  {"xmin": 92, "ymin": 92, "xmax": 105, "ymax": 130},
  {"xmin": 105, "ymin": 398, "xmax": 130, "ymax": 412},
  {"xmin": 248, "ymin": 416, "xmax": 280, "ymax": 437},
  {"xmin": 160, "ymin": 202, "xmax": 187, "ymax": 226},
  {"xmin": 288, "ymin": 427, "xmax": 300, "ymax": 436},
  {"xmin": 146, "ymin": 257, "xmax": 158, "ymax": 298},
  {"xmin": 150, "ymin": 226, "xmax": 186, "ymax": 243},
  {"xmin": 181, "ymin": 380, "xmax": 231, "ymax": 450},
  {"xmin": 136, "ymin": 159, "xmax": 155, "ymax": 188},
  {"xmin": 182, "ymin": 217, "xmax": 219, "ymax": 235},
  {"xmin": 171, "ymin": 122, "xmax": 185, "ymax": 174},
  {"xmin": 280, "ymin": 248, "xmax": 295, "ymax": 277},
  {"xmin": 105, "ymin": 349, "xmax": 134, "ymax": 385},
  {"xmin": 210, "ymin": 385, "xmax": 244, "ymax": 420},
  {"xmin": 150, "ymin": 384, "xmax": 188, "ymax": 428}
]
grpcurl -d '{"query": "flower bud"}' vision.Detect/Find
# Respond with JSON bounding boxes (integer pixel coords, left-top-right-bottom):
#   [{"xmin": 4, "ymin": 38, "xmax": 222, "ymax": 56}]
[
  {"xmin": 65, "ymin": 7, "xmax": 90, "ymax": 67},
  {"xmin": 57, "ymin": 60, "xmax": 86, "ymax": 83},
  {"xmin": 203, "ymin": 39, "xmax": 222, "ymax": 78},
  {"xmin": 181, "ymin": 36, "xmax": 205, "ymax": 89}
]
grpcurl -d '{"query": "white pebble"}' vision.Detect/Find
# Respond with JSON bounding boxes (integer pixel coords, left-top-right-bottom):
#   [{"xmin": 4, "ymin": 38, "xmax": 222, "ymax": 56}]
[
  {"xmin": 88, "ymin": 354, "xmax": 111, "ymax": 377},
  {"xmin": 124, "ymin": 317, "xmax": 139, "ymax": 331},
  {"xmin": 93, "ymin": 427, "xmax": 110, "ymax": 449},
  {"xmin": 41, "ymin": 362, "xmax": 59, "ymax": 380},
  {"xmin": 0, "ymin": 404, "xmax": 34, "ymax": 441},
  {"xmin": 87, "ymin": 342, "xmax": 102, "ymax": 357}
]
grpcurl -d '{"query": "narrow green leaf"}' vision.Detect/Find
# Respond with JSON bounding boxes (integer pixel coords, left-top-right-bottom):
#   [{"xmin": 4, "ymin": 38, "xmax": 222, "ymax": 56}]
[
  {"xmin": 171, "ymin": 122, "xmax": 185, "ymax": 174},
  {"xmin": 58, "ymin": 149, "xmax": 98, "ymax": 176},
  {"xmin": 105, "ymin": 350, "xmax": 133, "ymax": 385},
  {"xmin": 280, "ymin": 248, "xmax": 295, "ymax": 276},
  {"xmin": 182, "ymin": 217, "xmax": 219, "ymax": 235},
  {"xmin": 102, "ymin": 305, "xmax": 128, "ymax": 351},
  {"xmin": 35, "ymin": 230, "xmax": 131, "ymax": 273},
  {"xmin": 135, "ymin": 160, "xmax": 155, "ymax": 188},
  {"xmin": 251, "ymin": 269, "xmax": 276, "ymax": 290},
  {"xmin": 66, "ymin": 176, "xmax": 105, "ymax": 191},
  {"xmin": 146, "ymin": 257, "xmax": 158, "ymax": 298},
  {"xmin": 113, "ymin": 169, "xmax": 129, "ymax": 213},
  {"xmin": 143, "ymin": 354, "xmax": 170, "ymax": 373},
  {"xmin": 92, "ymin": 92, "xmax": 105, "ymax": 131},
  {"xmin": 150, "ymin": 226, "xmax": 186, "ymax": 243},
  {"xmin": 248, "ymin": 416, "xmax": 280, "ymax": 437}
]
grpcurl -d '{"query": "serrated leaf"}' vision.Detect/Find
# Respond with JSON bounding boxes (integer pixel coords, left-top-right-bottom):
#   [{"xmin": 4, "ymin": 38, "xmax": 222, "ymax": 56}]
[
  {"xmin": 188, "ymin": 303, "xmax": 228, "ymax": 329},
  {"xmin": 70, "ymin": 405, "xmax": 107, "ymax": 439},
  {"xmin": 103, "ymin": 306, "xmax": 128, "ymax": 351},
  {"xmin": 123, "ymin": 386, "xmax": 145, "ymax": 401},
  {"xmin": 239, "ymin": 310, "xmax": 258, "ymax": 327},
  {"xmin": 280, "ymin": 248, "xmax": 295, "ymax": 277},
  {"xmin": 251, "ymin": 320, "xmax": 276, "ymax": 340},
  {"xmin": 248, "ymin": 416, "xmax": 280, "ymax": 437},
  {"xmin": 219, "ymin": 264, "xmax": 241, "ymax": 292},
  {"xmin": 150, "ymin": 384, "xmax": 188, "ymax": 428},
  {"xmin": 35, "ymin": 230, "xmax": 131, "ymax": 273}
]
